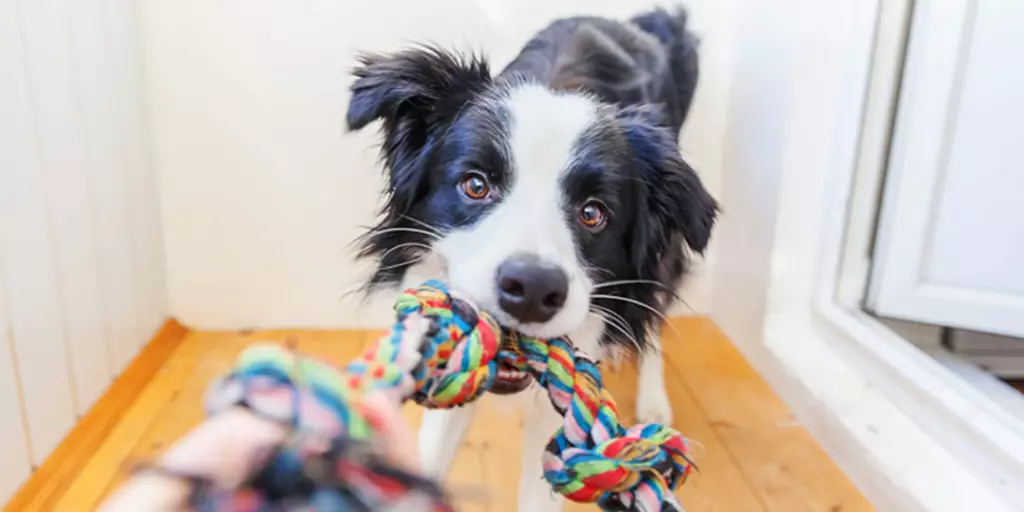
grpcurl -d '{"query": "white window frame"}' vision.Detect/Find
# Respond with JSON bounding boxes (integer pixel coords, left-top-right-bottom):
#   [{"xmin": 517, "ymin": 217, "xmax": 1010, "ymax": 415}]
[{"xmin": 710, "ymin": 0, "xmax": 1024, "ymax": 509}]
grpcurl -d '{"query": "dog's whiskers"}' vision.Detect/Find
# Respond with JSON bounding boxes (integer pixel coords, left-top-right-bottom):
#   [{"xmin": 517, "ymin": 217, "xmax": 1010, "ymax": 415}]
[
  {"xmin": 337, "ymin": 239, "xmax": 434, "ymax": 303},
  {"xmin": 378, "ymin": 241, "xmax": 434, "ymax": 259},
  {"xmin": 590, "ymin": 293, "xmax": 686, "ymax": 344},
  {"xmin": 594, "ymin": 279, "xmax": 670, "ymax": 290},
  {"xmin": 591, "ymin": 304, "xmax": 634, "ymax": 338},
  {"xmin": 373, "ymin": 241, "xmax": 434, "ymax": 273},
  {"xmin": 589, "ymin": 306, "xmax": 642, "ymax": 353},
  {"xmin": 399, "ymin": 214, "xmax": 446, "ymax": 238},
  {"xmin": 366, "ymin": 227, "xmax": 442, "ymax": 240},
  {"xmin": 588, "ymin": 310, "xmax": 643, "ymax": 354},
  {"xmin": 377, "ymin": 257, "xmax": 428, "ymax": 273},
  {"xmin": 593, "ymin": 280, "xmax": 693, "ymax": 312},
  {"xmin": 596, "ymin": 313, "xmax": 642, "ymax": 354},
  {"xmin": 583, "ymin": 264, "xmax": 615, "ymax": 278}
]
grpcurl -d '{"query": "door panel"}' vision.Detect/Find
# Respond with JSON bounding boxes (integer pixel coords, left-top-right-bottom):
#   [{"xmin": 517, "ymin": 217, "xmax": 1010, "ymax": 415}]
[{"xmin": 868, "ymin": 0, "xmax": 1024, "ymax": 337}]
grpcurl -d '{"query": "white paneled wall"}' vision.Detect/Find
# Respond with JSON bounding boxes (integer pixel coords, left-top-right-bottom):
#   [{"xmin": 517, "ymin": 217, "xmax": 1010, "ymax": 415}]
[{"xmin": 0, "ymin": 0, "xmax": 167, "ymax": 500}]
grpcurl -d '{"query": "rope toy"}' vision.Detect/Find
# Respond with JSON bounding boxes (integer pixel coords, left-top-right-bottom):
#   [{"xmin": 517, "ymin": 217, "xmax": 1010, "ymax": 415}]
[{"xmin": 190, "ymin": 280, "xmax": 694, "ymax": 510}]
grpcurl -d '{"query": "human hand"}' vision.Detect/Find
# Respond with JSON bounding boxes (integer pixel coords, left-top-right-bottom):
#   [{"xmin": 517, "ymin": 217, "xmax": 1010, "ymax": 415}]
[{"xmin": 100, "ymin": 391, "xmax": 424, "ymax": 511}]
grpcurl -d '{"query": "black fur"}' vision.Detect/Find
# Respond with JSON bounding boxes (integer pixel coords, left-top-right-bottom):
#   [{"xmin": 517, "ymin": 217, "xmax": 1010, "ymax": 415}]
[
  {"xmin": 347, "ymin": 8, "xmax": 717, "ymax": 354},
  {"xmin": 347, "ymin": 47, "xmax": 493, "ymax": 289},
  {"xmin": 501, "ymin": 8, "xmax": 699, "ymax": 134}
]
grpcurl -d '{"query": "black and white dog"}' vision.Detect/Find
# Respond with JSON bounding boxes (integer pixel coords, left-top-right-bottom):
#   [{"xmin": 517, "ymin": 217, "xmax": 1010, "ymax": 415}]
[{"xmin": 347, "ymin": 7, "xmax": 715, "ymax": 510}]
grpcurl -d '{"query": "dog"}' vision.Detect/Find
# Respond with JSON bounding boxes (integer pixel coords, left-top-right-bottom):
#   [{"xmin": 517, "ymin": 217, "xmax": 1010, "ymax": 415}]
[{"xmin": 346, "ymin": 7, "xmax": 716, "ymax": 510}]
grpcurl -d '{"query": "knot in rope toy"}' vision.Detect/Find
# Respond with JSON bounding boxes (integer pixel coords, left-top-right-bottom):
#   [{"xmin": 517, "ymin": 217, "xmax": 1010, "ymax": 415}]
[{"xmin": 199, "ymin": 280, "xmax": 693, "ymax": 511}]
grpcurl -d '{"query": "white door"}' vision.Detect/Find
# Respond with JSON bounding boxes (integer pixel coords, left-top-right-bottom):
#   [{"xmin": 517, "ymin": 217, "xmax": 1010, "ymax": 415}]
[{"xmin": 868, "ymin": 0, "xmax": 1024, "ymax": 338}]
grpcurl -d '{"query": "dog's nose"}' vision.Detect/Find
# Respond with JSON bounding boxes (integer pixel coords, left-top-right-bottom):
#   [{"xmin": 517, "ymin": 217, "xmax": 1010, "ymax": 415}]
[{"xmin": 496, "ymin": 254, "xmax": 569, "ymax": 324}]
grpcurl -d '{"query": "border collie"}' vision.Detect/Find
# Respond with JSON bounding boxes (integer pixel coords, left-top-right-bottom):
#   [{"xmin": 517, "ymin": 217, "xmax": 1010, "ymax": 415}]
[{"xmin": 346, "ymin": 7, "xmax": 716, "ymax": 510}]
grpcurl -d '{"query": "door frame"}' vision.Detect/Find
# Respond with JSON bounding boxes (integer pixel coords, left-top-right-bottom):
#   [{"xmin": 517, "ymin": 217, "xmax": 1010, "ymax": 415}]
[{"xmin": 710, "ymin": 0, "xmax": 1024, "ymax": 509}]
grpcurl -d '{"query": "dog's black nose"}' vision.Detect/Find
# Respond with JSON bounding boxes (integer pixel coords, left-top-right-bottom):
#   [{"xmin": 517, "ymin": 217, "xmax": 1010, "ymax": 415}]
[{"xmin": 496, "ymin": 255, "xmax": 569, "ymax": 324}]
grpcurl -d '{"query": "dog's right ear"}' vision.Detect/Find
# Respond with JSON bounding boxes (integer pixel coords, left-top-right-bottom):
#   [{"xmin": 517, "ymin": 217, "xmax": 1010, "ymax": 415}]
[
  {"xmin": 347, "ymin": 47, "xmax": 490, "ymax": 208},
  {"xmin": 347, "ymin": 47, "xmax": 491, "ymax": 131}
]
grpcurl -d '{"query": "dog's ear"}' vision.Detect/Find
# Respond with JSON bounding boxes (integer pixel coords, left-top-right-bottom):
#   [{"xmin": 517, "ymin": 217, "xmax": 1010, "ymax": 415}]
[
  {"xmin": 347, "ymin": 47, "xmax": 491, "ymax": 131},
  {"xmin": 347, "ymin": 47, "xmax": 491, "ymax": 208},
  {"xmin": 618, "ymin": 105, "xmax": 717, "ymax": 263}
]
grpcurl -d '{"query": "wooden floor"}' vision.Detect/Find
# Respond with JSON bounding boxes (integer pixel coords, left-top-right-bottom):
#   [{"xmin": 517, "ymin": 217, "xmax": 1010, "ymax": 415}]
[{"xmin": 10, "ymin": 318, "xmax": 872, "ymax": 511}]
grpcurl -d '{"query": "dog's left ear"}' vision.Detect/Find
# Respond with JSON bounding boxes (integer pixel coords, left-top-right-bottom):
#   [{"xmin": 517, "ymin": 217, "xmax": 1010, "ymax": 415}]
[{"xmin": 618, "ymin": 105, "xmax": 718, "ymax": 254}]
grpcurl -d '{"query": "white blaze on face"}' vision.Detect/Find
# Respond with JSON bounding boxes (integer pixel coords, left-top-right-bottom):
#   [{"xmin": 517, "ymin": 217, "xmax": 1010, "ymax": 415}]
[{"xmin": 434, "ymin": 84, "xmax": 599, "ymax": 338}]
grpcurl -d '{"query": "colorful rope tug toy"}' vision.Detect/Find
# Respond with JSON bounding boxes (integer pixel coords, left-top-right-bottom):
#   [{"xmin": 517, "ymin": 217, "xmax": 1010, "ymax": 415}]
[{"xmin": 195, "ymin": 280, "xmax": 694, "ymax": 511}]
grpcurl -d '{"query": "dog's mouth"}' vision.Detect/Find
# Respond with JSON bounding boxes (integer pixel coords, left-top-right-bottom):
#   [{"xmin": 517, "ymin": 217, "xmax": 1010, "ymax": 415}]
[{"xmin": 489, "ymin": 360, "xmax": 533, "ymax": 395}]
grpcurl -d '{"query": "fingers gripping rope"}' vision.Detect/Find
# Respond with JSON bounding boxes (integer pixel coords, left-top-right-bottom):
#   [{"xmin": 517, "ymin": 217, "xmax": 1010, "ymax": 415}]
[{"xmin": 200, "ymin": 280, "xmax": 692, "ymax": 511}]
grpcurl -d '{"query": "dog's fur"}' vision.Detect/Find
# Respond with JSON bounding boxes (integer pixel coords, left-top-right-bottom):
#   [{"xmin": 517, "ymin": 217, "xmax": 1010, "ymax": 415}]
[{"xmin": 347, "ymin": 8, "xmax": 715, "ymax": 510}]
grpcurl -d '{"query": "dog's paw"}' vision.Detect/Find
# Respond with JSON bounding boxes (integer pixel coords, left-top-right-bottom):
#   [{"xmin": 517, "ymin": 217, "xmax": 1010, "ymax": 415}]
[{"xmin": 635, "ymin": 389, "xmax": 674, "ymax": 425}]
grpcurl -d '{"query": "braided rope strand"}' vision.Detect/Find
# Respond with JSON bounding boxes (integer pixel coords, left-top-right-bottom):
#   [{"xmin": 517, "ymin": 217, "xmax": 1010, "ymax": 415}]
[
  {"xmin": 497, "ymin": 333, "xmax": 692, "ymax": 510},
  {"xmin": 194, "ymin": 280, "xmax": 692, "ymax": 510}
]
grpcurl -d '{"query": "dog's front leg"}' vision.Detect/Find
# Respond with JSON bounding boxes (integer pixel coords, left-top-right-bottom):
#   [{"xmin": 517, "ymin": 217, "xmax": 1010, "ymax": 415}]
[
  {"xmin": 518, "ymin": 395, "xmax": 565, "ymax": 512},
  {"xmin": 418, "ymin": 403, "xmax": 480, "ymax": 477},
  {"xmin": 636, "ymin": 335, "xmax": 673, "ymax": 424}
]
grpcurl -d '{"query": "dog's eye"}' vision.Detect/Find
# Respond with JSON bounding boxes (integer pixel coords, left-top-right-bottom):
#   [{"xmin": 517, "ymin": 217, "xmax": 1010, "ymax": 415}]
[
  {"xmin": 578, "ymin": 200, "xmax": 608, "ymax": 231},
  {"xmin": 459, "ymin": 173, "xmax": 491, "ymax": 200}
]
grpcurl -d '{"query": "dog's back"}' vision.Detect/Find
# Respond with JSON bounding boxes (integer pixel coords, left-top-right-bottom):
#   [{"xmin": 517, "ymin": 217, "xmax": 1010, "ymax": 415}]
[{"xmin": 499, "ymin": 8, "xmax": 698, "ymax": 135}]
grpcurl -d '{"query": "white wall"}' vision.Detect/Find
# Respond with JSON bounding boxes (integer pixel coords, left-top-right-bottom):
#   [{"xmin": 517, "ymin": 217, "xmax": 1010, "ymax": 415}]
[
  {"xmin": 0, "ymin": 0, "xmax": 167, "ymax": 499},
  {"xmin": 142, "ymin": 0, "xmax": 737, "ymax": 329}
]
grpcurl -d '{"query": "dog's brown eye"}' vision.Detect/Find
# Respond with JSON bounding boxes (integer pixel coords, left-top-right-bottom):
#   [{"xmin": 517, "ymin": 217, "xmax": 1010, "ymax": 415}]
[
  {"xmin": 579, "ymin": 201, "xmax": 608, "ymax": 230},
  {"xmin": 460, "ymin": 173, "xmax": 490, "ymax": 200}
]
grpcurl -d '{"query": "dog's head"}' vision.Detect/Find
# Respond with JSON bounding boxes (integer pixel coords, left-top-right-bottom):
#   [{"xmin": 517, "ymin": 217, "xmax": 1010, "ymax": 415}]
[{"xmin": 347, "ymin": 47, "xmax": 716, "ymax": 349}]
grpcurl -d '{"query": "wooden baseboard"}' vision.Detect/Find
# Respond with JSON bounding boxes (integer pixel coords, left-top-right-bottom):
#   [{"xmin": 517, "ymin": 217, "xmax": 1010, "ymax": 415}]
[{"xmin": 3, "ymin": 319, "xmax": 190, "ymax": 512}]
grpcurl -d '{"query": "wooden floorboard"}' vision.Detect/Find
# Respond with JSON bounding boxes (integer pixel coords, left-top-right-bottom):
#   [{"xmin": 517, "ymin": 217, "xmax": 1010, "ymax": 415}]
[
  {"xmin": 6, "ymin": 318, "xmax": 873, "ymax": 511},
  {"xmin": 662, "ymin": 320, "xmax": 869, "ymax": 512},
  {"xmin": 3, "ymin": 320, "xmax": 188, "ymax": 512}
]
